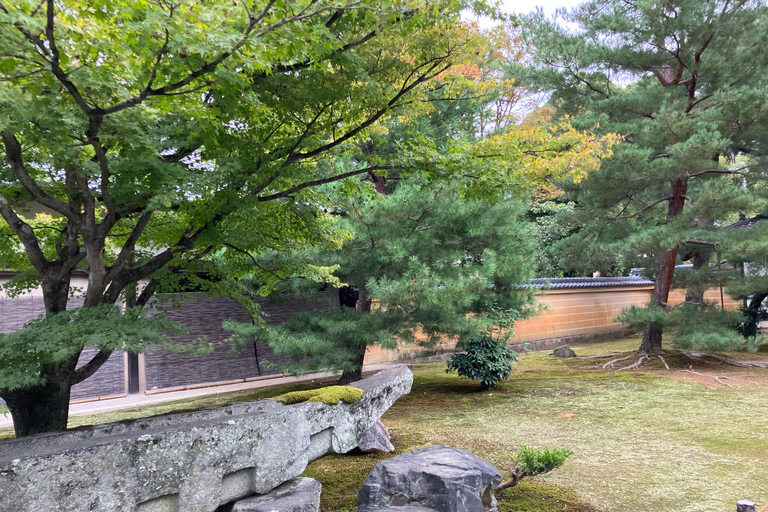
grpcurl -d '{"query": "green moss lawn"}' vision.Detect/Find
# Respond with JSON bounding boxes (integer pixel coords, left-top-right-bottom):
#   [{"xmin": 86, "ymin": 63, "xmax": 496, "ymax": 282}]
[{"xmin": 4, "ymin": 336, "xmax": 768, "ymax": 512}]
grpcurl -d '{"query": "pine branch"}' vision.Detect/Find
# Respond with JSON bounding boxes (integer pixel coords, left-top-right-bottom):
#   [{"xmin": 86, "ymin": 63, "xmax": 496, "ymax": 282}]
[{"xmin": 605, "ymin": 196, "xmax": 671, "ymax": 220}]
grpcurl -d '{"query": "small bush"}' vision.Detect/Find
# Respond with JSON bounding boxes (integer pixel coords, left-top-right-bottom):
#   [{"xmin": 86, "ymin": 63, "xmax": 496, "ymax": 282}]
[
  {"xmin": 446, "ymin": 336, "xmax": 517, "ymax": 390},
  {"xmin": 496, "ymin": 445, "xmax": 573, "ymax": 493},
  {"xmin": 517, "ymin": 445, "xmax": 573, "ymax": 477}
]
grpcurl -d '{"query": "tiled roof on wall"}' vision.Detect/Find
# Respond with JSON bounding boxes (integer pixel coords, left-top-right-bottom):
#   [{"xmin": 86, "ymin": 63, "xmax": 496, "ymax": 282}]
[
  {"xmin": 725, "ymin": 214, "xmax": 768, "ymax": 230},
  {"xmin": 528, "ymin": 277, "xmax": 654, "ymax": 289}
]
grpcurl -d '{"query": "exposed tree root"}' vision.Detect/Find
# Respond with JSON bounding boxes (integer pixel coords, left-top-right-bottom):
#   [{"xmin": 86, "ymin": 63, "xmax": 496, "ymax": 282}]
[
  {"xmin": 617, "ymin": 354, "xmax": 649, "ymax": 371},
  {"xmin": 681, "ymin": 368, "xmax": 759, "ymax": 387},
  {"xmin": 714, "ymin": 376, "xmax": 734, "ymax": 387},
  {"xmin": 657, "ymin": 355, "xmax": 670, "ymax": 370},
  {"xmin": 602, "ymin": 354, "xmax": 635, "ymax": 368},
  {"xmin": 578, "ymin": 352, "xmax": 620, "ymax": 359},
  {"xmin": 682, "ymin": 369, "xmax": 734, "ymax": 387},
  {"xmin": 683, "ymin": 352, "xmax": 768, "ymax": 368}
]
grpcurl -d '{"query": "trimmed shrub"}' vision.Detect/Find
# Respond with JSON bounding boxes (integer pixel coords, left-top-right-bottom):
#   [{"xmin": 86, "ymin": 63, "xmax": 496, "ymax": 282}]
[{"xmin": 446, "ymin": 336, "xmax": 517, "ymax": 390}]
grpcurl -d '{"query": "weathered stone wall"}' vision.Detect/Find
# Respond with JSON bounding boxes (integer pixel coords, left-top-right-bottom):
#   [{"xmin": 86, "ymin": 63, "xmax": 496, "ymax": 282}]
[{"xmin": 0, "ymin": 366, "xmax": 412, "ymax": 512}]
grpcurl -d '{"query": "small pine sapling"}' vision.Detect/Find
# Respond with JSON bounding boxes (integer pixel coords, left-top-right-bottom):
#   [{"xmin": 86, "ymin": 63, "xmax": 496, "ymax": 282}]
[{"xmin": 494, "ymin": 445, "xmax": 573, "ymax": 493}]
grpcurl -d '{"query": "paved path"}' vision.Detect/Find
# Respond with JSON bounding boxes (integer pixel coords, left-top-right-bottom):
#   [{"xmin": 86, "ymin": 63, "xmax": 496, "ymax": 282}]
[{"xmin": 0, "ymin": 363, "xmax": 396, "ymax": 430}]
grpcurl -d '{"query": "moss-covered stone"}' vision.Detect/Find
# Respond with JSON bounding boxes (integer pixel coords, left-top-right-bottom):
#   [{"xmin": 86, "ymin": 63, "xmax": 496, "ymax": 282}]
[{"xmin": 273, "ymin": 386, "xmax": 364, "ymax": 405}]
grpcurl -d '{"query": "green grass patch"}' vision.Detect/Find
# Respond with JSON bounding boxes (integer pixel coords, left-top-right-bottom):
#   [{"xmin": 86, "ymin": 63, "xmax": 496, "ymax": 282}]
[{"xmin": 497, "ymin": 480, "xmax": 600, "ymax": 512}]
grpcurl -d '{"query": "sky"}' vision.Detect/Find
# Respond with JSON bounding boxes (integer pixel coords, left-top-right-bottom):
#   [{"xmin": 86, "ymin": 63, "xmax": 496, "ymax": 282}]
[
  {"xmin": 504, "ymin": 0, "xmax": 585, "ymax": 16},
  {"xmin": 467, "ymin": 0, "xmax": 587, "ymax": 29}
]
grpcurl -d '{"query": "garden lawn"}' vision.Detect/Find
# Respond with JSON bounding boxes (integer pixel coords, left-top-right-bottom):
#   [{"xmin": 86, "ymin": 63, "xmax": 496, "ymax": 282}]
[
  {"xmin": 306, "ymin": 337, "xmax": 768, "ymax": 512},
  {"xmin": 3, "ymin": 336, "xmax": 768, "ymax": 511}
]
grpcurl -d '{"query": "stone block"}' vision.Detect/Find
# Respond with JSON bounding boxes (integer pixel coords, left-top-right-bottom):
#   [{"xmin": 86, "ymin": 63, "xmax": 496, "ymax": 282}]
[
  {"xmin": 0, "ymin": 366, "xmax": 413, "ymax": 512},
  {"xmin": 551, "ymin": 345, "xmax": 577, "ymax": 358},
  {"xmin": 358, "ymin": 420, "xmax": 394, "ymax": 453},
  {"xmin": 232, "ymin": 477, "xmax": 321, "ymax": 512}
]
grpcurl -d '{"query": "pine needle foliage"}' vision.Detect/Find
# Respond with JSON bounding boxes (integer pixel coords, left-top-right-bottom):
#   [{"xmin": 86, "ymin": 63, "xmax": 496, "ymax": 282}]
[
  {"xmin": 517, "ymin": 445, "xmax": 573, "ymax": 478},
  {"xmin": 238, "ymin": 178, "xmax": 538, "ymax": 377},
  {"xmin": 516, "ymin": 0, "xmax": 768, "ymax": 353},
  {"xmin": 446, "ymin": 335, "xmax": 518, "ymax": 390}
]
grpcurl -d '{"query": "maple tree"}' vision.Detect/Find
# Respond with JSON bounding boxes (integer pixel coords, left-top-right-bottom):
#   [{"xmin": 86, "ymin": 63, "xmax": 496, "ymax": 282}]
[
  {"xmin": 0, "ymin": 1, "xmax": 615, "ymax": 436},
  {"xmin": 0, "ymin": 0, "xmax": 486, "ymax": 436}
]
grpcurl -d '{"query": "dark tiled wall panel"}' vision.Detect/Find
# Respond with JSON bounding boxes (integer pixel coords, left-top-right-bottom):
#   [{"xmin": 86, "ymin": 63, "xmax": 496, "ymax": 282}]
[
  {"xmin": 1, "ymin": 292, "xmax": 337, "ymax": 398},
  {"xmin": 71, "ymin": 348, "xmax": 125, "ymax": 400},
  {"xmin": 0, "ymin": 296, "xmax": 126, "ymax": 401},
  {"xmin": 0, "ymin": 295, "xmax": 48, "ymax": 333},
  {"xmin": 143, "ymin": 293, "xmax": 336, "ymax": 390}
]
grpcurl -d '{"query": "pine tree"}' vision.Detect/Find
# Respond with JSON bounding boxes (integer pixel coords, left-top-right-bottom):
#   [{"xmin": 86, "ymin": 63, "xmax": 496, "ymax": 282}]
[
  {"xmin": 518, "ymin": 0, "xmax": 768, "ymax": 352},
  {"xmin": 230, "ymin": 23, "xmax": 618, "ymax": 381},
  {"xmin": 253, "ymin": 177, "xmax": 538, "ymax": 382}
]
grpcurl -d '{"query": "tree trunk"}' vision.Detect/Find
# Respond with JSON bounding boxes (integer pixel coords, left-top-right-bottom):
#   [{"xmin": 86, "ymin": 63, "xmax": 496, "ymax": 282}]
[
  {"xmin": 339, "ymin": 286, "xmax": 359, "ymax": 309},
  {"xmin": 40, "ymin": 275, "xmax": 71, "ymax": 316},
  {"xmin": 682, "ymin": 217, "xmax": 714, "ymax": 306},
  {"xmin": 742, "ymin": 292, "xmax": 768, "ymax": 338},
  {"xmin": 640, "ymin": 178, "xmax": 688, "ymax": 353},
  {"xmin": 2, "ymin": 368, "xmax": 73, "ymax": 437},
  {"xmin": 1, "ymin": 276, "xmax": 79, "ymax": 437},
  {"xmin": 337, "ymin": 168, "xmax": 386, "ymax": 384},
  {"xmin": 338, "ymin": 344, "xmax": 367, "ymax": 385},
  {"xmin": 684, "ymin": 249, "xmax": 712, "ymax": 306},
  {"xmin": 338, "ymin": 292, "xmax": 372, "ymax": 385}
]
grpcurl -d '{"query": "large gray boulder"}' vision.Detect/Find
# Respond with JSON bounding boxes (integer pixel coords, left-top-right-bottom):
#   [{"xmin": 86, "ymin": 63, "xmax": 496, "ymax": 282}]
[
  {"xmin": 0, "ymin": 365, "xmax": 412, "ymax": 512},
  {"xmin": 358, "ymin": 420, "xmax": 394, "ymax": 453},
  {"xmin": 358, "ymin": 445, "xmax": 502, "ymax": 512},
  {"xmin": 231, "ymin": 477, "xmax": 321, "ymax": 512}
]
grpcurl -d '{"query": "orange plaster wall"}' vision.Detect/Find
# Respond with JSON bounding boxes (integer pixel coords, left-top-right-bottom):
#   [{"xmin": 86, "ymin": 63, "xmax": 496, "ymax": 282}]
[
  {"xmin": 363, "ymin": 285, "xmax": 742, "ymax": 365},
  {"xmin": 511, "ymin": 286, "xmax": 654, "ymax": 342}
]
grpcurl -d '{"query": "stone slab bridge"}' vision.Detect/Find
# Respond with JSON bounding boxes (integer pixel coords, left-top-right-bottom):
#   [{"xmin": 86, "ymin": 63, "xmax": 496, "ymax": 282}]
[{"xmin": 0, "ymin": 365, "xmax": 413, "ymax": 512}]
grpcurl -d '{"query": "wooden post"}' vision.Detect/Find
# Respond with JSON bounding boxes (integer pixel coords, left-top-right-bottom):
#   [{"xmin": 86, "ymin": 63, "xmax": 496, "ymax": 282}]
[{"xmin": 737, "ymin": 500, "xmax": 756, "ymax": 512}]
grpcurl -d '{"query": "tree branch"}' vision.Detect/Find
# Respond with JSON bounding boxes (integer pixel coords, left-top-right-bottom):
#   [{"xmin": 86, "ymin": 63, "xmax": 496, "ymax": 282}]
[
  {"xmin": 605, "ymin": 195, "xmax": 672, "ymax": 220},
  {"xmin": 682, "ymin": 239, "xmax": 718, "ymax": 247},
  {"xmin": 1, "ymin": 132, "xmax": 78, "ymax": 222},
  {"xmin": 288, "ymin": 60, "xmax": 451, "ymax": 164},
  {"xmin": 256, "ymin": 165, "xmax": 392, "ymax": 202},
  {"xmin": 45, "ymin": 0, "xmax": 93, "ymax": 114},
  {"xmin": 104, "ymin": 211, "xmax": 153, "ymax": 285},
  {"xmin": 71, "ymin": 349, "xmax": 114, "ymax": 385},
  {"xmin": 687, "ymin": 167, "xmax": 749, "ymax": 178},
  {"xmin": 0, "ymin": 196, "xmax": 52, "ymax": 272}
]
